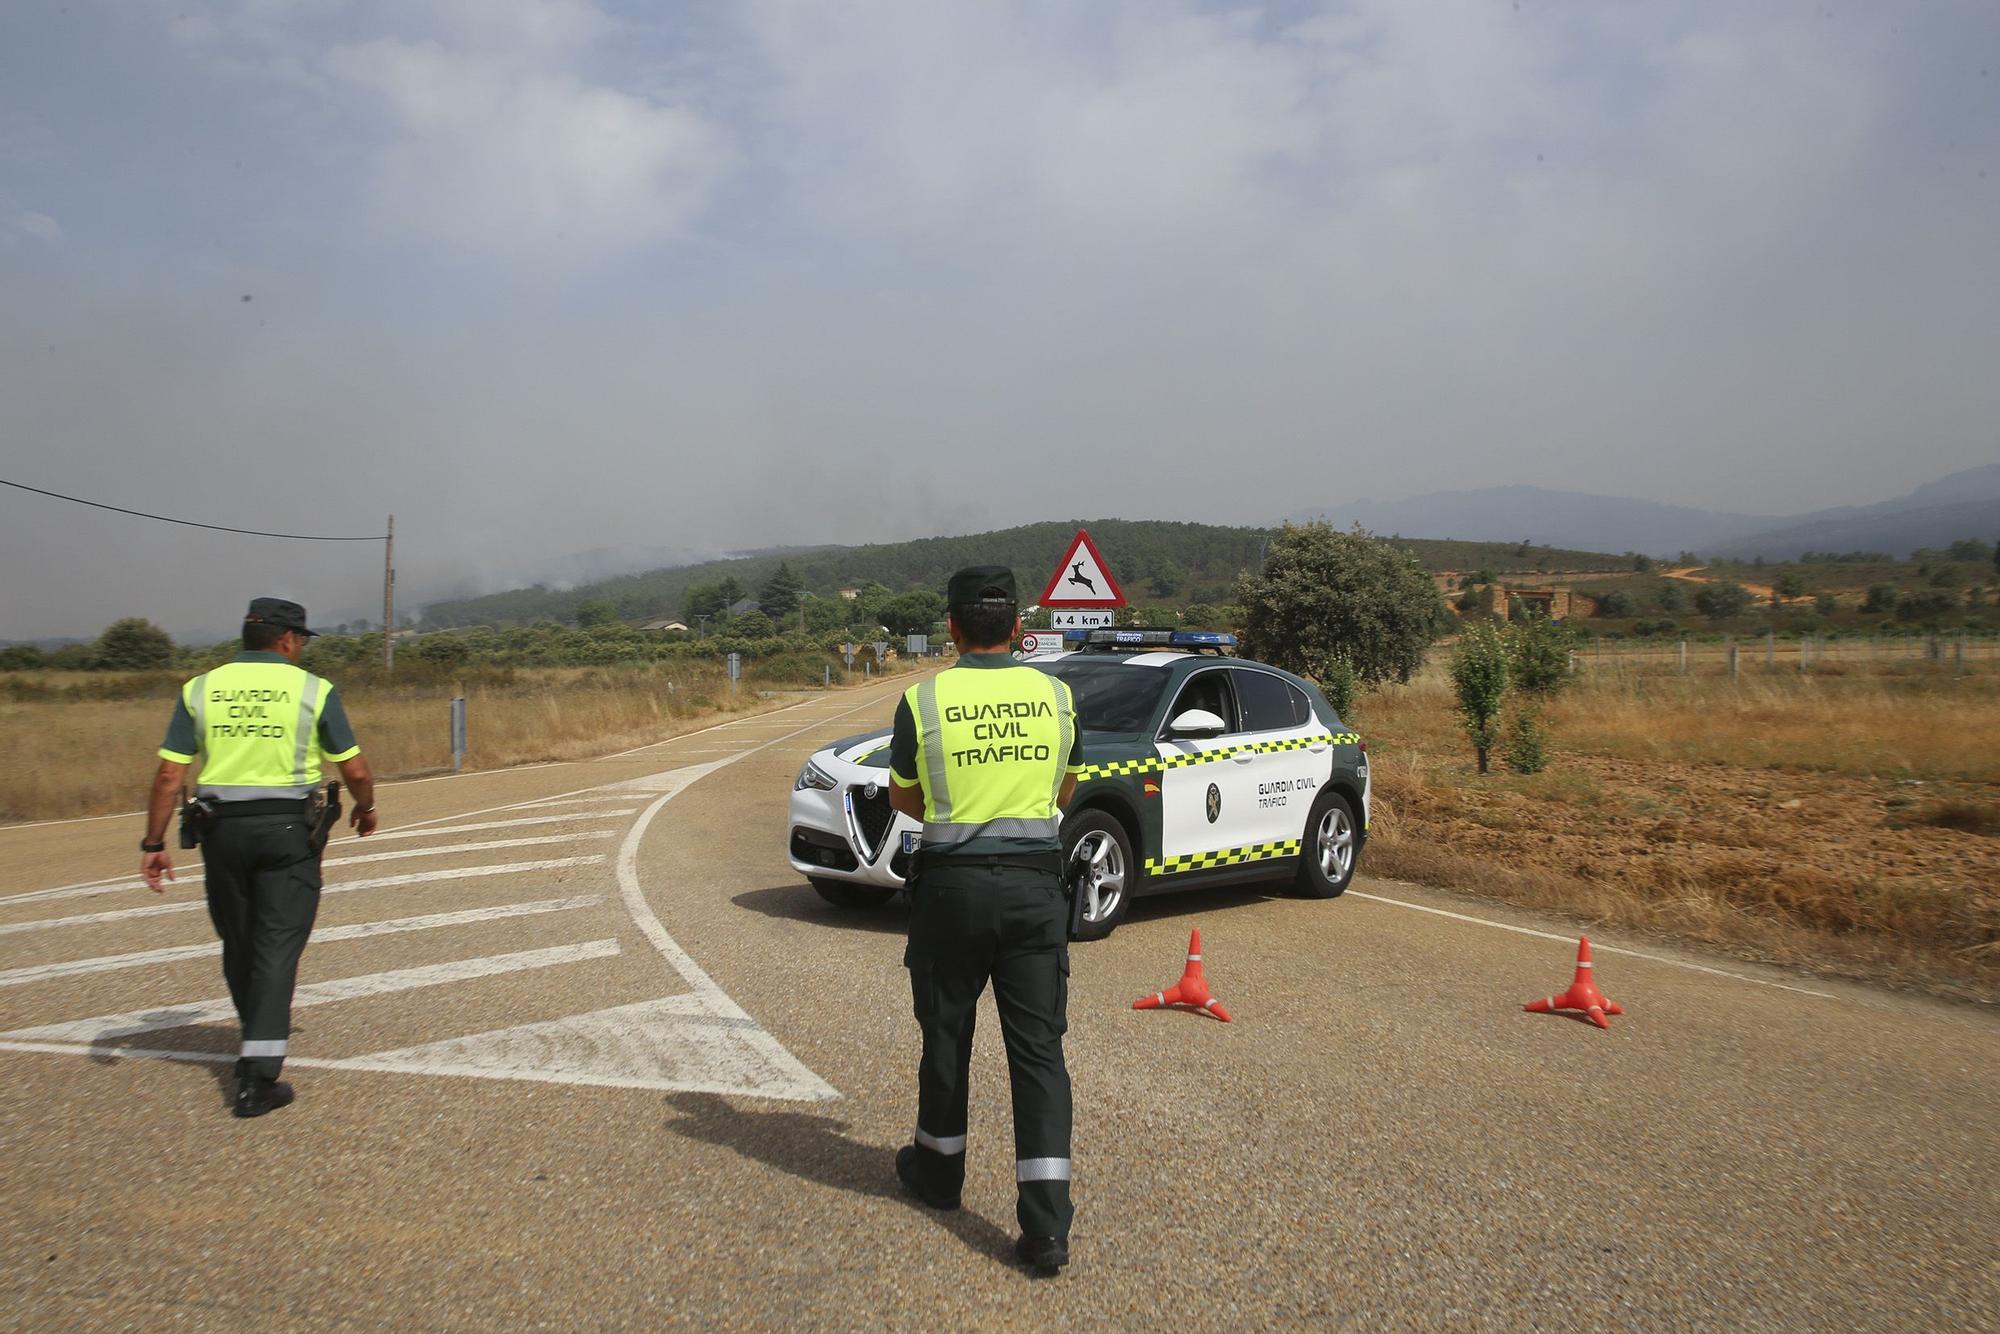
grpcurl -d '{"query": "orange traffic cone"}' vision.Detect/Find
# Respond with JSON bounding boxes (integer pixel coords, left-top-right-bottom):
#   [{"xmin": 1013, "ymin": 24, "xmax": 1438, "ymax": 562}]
[
  {"xmin": 1523, "ymin": 936, "xmax": 1624, "ymax": 1029},
  {"xmin": 1133, "ymin": 928, "xmax": 1232, "ymax": 1022}
]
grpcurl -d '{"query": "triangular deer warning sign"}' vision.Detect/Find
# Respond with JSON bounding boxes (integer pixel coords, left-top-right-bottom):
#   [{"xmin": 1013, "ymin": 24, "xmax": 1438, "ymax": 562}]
[{"xmin": 1040, "ymin": 529, "xmax": 1126, "ymax": 608}]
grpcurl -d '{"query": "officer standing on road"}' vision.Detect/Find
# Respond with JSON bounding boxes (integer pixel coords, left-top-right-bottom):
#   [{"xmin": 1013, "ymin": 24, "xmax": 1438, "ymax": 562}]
[
  {"xmin": 139, "ymin": 598, "xmax": 377, "ymax": 1118},
  {"xmin": 886, "ymin": 566, "xmax": 1082, "ymax": 1274}
]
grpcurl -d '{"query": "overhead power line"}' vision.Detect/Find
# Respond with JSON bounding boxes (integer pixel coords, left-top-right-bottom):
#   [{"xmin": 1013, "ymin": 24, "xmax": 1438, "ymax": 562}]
[{"xmin": 0, "ymin": 477, "xmax": 386, "ymax": 542}]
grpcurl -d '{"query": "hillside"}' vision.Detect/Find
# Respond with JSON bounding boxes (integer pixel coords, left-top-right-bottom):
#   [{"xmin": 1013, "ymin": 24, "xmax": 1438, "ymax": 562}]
[{"xmin": 420, "ymin": 521, "xmax": 1637, "ymax": 629}]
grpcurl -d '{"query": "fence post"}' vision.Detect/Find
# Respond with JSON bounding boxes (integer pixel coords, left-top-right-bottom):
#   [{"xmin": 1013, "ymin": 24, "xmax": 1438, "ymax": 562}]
[
  {"xmin": 1765, "ymin": 630, "xmax": 1775, "ymax": 669},
  {"xmin": 1678, "ymin": 639, "xmax": 1688, "ymax": 674},
  {"xmin": 449, "ymin": 696, "xmax": 466, "ymax": 773},
  {"xmin": 1728, "ymin": 639, "xmax": 1739, "ymax": 682}
]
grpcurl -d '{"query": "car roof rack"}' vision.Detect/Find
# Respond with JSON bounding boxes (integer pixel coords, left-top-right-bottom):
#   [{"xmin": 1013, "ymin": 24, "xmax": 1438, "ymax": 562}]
[{"xmin": 1062, "ymin": 627, "xmax": 1237, "ymax": 655}]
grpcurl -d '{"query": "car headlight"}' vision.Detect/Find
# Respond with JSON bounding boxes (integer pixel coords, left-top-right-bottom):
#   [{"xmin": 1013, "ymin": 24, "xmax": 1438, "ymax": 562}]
[{"xmin": 795, "ymin": 760, "xmax": 838, "ymax": 792}]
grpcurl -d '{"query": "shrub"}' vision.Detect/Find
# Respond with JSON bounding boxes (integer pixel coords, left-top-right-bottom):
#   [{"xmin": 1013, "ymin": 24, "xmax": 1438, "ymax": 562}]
[
  {"xmin": 1863, "ymin": 584, "xmax": 1897, "ymax": 613},
  {"xmin": 1655, "ymin": 582, "xmax": 1685, "ymax": 611},
  {"xmin": 1693, "ymin": 581, "xmax": 1752, "ymax": 620},
  {"xmin": 1311, "ymin": 651, "xmax": 1358, "ymax": 722},
  {"xmin": 1594, "ymin": 590, "xmax": 1635, "ymax": 618},
  {"xmin": 1507, "ymin": 609, "xmax": 1576, "ymax": 696},
  {"xmin": 0, "ymin": 644, "xmax": 44, "ymax": 670},
  {"xmin": 1504, "ymin": 709, "xmax": 1547, "ymax": 774},
  {"xmin": 92, "ymin": 618, "xmax": 175, "ymax": 670},
  {"xmin": 1449, "ymin": 623, "xmax": 1509, "ymax": 774}
]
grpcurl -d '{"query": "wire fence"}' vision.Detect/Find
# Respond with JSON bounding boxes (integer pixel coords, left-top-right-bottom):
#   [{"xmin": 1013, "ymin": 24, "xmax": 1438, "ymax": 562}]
[{"xmin": 1570, "ymin": 632, "xmax": 2000, "ymax": 679}]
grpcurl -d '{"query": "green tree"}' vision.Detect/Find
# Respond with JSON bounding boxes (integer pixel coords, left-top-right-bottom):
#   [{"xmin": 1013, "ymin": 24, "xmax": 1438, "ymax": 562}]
[
  {"xmin": 1945, "ymin": 538, "xmax": 1991, "ymax": 564},
  {"xmin": 575, "ymin": 598, "xmax": 620, "ymax": 629},
  {"xmin": 881, "ymin": 591, "xmax": 946, "ymax": 636},
  {"xmin": 1655, "ymin": 581, "xmax": 1685, "ymax": 612},
  {"xmin": 1815, "ymin": 591, "xmax": 1840, "ymax": 616},
  {"xmin": 0, "ymin": 643, "xmax": 44, "ymax": 670},
  {"xmin": 1693, "ymin": 581, "xmax": 1751, "ymax": 620},
  {"xmin": 92, "ymin": 617, "xmax": 175, "ymax": 670},
  {"xmin": 1507, "ymin": 608, "xmax": 1576, "ymax": 695},
  {"xmin": 1317, "ymin": 652, "xmax": 1359, "ymax": 722},
  {"xmin": 1148, "ymin": 557, "xmax": 1186, "ymax": 598},
  {"xmin": 758, "ymin": 562, "xmax": 805, "ymax": 621},
  {"xmin": 1594, "ymin": 590, "xmax": 1635, "ymax": 618},
  {"xmin": 1235, "ymin": 523, "xmax": 1440, "ymax": 687},
  {"xmin": 1504, "ymin": 708, "xmax": 1548, "ymax": 774},
  {"xmin": 1181, "ymin": 602, "xmax": 1221, "ymax": 627},
  {"xmin": 1863, "ymin": 584, "xmax": 1897, "ymax": 613},
  {"xmin": 1450, "ymin": 622, "xmax": 1509, "ymax": 774},
  {"xmin": 1774, "ymin": 573, "xmax": 1806, "ymax": 599},
  {"xmin": 732, "ymin": 609, "xmax": 776, "ymax": 638}
]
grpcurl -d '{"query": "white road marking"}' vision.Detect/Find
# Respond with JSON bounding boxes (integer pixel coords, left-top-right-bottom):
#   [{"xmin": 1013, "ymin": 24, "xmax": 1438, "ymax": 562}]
[
  {"xmin": 0, "ymin": 896, "xmax": 601, "ymax": 989},
  {"xmin": 1, "ymin": 939, "xmax": 621, "ymax": 1044},
  {"xmin": 0, "ymin": 857, "xmax": 607, "ymax": 938},
  {"xmin": 345, "ymin": 993, "xmax": 838, "ymax": 1099},
  {"xmin": 333, "ymin": 811, "xmax": 637, "ymax": 846},
  {"xmin": 1347, "ymin": 889, "xmax": 1837, "ymax": 999},
  {"xmin": 3, "ymin": 836, "xmax": 618, "ymax": 908}
]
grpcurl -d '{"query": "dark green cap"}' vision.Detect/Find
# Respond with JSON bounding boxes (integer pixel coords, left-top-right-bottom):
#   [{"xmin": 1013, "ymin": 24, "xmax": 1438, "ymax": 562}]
[
  {"xmin": 244, "ymin": 597, "xmax": 320, "ymax": 637},
  {"xmin": 946, "ymin": 565, "xmax": 1017, "ymax": 608}
]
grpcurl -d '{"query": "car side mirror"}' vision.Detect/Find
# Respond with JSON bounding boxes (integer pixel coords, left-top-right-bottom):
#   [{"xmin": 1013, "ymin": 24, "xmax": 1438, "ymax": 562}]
[{"xmin": 1166, "ymin": 708, "xmax": 1227, "ymax": 738}]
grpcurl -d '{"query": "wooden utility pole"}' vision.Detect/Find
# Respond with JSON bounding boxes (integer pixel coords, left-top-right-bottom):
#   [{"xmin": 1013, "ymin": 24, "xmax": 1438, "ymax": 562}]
[{"xmin": 383, "ymin": 514, "xmax": 395, "ymax": 673}]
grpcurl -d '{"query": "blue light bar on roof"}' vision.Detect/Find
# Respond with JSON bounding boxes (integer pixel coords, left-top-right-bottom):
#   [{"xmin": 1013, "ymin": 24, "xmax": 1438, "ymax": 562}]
[{"xmin": 1074, "ymin": 627, "xmax": 1237, "ymax": 649}]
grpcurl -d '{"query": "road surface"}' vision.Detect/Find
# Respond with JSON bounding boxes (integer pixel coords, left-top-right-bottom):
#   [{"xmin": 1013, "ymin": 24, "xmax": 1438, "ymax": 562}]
[{"xmin": 1, "ymin": 674, "xmax": 1993, "ymax": 1327}]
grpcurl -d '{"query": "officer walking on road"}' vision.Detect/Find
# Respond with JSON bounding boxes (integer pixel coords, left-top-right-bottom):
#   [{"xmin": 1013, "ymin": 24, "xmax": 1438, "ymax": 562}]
[
  {"xmin": 886, "ymin": 566, "xmax": 1082, "ymax": 1274},
  {"xmin": 139, "ymin": 598, "xmax": 377, "ymax": 1118}
]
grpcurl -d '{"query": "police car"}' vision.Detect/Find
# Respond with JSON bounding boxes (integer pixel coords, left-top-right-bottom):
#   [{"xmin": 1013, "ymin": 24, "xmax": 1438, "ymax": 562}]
[{"xmin": 788, "ymin": 628, "xmax": 1369, "ymax": 940}]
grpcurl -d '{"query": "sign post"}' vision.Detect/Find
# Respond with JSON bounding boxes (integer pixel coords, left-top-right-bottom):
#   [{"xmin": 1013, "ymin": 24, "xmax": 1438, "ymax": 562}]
[
  {"xmin": 1040, "ymin": 529, "xmax": 1126, "ymax": 634},
  {"xmin": 449, "ymin": 697, "xmax": 467, "ymax": 773},
  {"xmin": 727, "ymin": 651, "xmax": 742, "ymax": 694}
]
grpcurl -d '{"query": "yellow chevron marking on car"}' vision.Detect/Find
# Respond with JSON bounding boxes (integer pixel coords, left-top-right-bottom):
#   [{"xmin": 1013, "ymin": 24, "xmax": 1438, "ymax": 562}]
[
  {"xmin": 1146, "ymin": 838, "xmax": 1303, "ymax": 875},
  {"xmin": 1078, "ymin": 732, "xmax": 1359, "ymax": 781}
]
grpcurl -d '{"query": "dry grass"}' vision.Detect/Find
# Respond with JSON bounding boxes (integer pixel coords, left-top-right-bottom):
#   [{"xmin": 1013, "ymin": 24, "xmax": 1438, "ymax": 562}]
[
  {"xmin": 1355, "ymin": 658, "xmax": 2000, "ymax": 1002},
  {"xmin": 0, "ymin": 661, "xmax": 916, "ymax": 823}
]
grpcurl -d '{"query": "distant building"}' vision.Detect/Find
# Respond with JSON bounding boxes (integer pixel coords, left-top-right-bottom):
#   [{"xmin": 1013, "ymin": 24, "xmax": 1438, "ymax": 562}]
[
  {"xmin": 727, "ymin": 598, "xmax": 762, "ymax": 616},
  {"xmin": 838, "ymin": 588, "xmax": 860, "ymax": 601},
  {"xmin": 638, "ymin": 618, "xmax": 689, "ymax": 634},
  {"xmin": 1491, "ymin": 586, "xmax": 1572, "ymax": 621}
]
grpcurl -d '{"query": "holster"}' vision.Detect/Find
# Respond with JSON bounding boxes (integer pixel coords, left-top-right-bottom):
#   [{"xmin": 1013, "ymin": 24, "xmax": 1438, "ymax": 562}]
[
  {"xmin": 177, "ymin": 790, "xmax": 214, "ymax": 849},
  {"xmin": 1064, "ymin": 847, "xmax": 1091, "ymax": 941},
  {"xmin": 307, "ymin": 781, "xmax": 342, "ymax": 855}
]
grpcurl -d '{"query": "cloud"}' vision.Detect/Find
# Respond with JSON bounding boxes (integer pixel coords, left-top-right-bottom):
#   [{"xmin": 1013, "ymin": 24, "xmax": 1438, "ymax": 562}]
[
  {"xmin": 324, "ymin": 37, "xmax": 732, "ymax": 261},
  {"xmin": 3, "ymin": 210, "xmax": 63, "ymax": 245}
]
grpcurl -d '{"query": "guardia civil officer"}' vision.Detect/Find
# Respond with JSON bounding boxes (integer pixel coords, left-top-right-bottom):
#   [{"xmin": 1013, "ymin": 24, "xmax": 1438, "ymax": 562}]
[
  {"xmin": 886, "ymin": 566, "xmax": 1082, "ymax": 1273},
  {"xmin": 139, "ymin": 598, "xmax": 377, "ymax": 1118}
]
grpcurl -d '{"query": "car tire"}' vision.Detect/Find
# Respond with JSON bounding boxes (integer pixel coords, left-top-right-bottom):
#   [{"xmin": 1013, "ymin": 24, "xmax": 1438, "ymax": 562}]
[
  {"xmin": 808, "ymin": 876, "xmax": 898, "ymax": 909},
  {"xmin": 1063, "ymin": 809, "xmax": 1136, "ymax": 941},
  {"xmin": 1292, "ymin": 789, "xmax": 1359, "ymax": 899}
]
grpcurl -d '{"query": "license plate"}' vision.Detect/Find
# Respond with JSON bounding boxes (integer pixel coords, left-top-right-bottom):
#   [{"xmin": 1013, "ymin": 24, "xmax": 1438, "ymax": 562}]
[{"xmin": 901, "ymin": 831, "xmax": 920, "ymax": 854}]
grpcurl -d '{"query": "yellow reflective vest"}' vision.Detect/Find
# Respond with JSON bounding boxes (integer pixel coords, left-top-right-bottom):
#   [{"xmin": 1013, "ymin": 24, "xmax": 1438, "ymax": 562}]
[
  {"xmin": 896, "ymin": 663, "xmax": 1078, "ymax": 853},
  {"xmin": 171, "ymin": 660, "xmax": 350, "ymax": 800}
]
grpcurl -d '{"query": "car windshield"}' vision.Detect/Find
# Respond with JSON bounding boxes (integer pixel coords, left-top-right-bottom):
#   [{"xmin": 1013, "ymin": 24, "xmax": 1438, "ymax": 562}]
[{"xmin": 1032, "ymin": 659, "xmax": 1171, "ymax": 733}]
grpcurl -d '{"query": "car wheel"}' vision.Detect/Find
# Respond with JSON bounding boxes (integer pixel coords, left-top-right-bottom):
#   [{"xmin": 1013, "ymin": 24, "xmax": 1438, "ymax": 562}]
[
  {"xmin": 1064, "ymin": 809, "xmax": 1135, "ymax": 941},
  {"xmin": 1292, "ymin": 789, "xmax": 1358, "ymax": 899},
  {"xmin": 809, "ymin": 876, "xmax": 898, "ymax": 909}
]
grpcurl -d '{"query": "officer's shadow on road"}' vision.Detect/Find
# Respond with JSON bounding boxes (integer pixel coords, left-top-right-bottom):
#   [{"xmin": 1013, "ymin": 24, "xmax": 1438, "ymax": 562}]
[
  {"xmin": 83, "ymin": 1024, "xmax": 243, "ymax": 1109},
  {"xmin": 662, "ymin": 1092, "xmax": 1017, "ymax": 1268},
  {"xmin": 731, "ymin": 884, "xmax": 910, "ymax": 935}
]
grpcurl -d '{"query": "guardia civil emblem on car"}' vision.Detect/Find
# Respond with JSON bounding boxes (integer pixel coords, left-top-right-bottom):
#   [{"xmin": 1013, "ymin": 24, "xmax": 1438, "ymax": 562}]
[{"xmin": 787, "ymin": 628, "xmax": 1369, "ymax": 940}]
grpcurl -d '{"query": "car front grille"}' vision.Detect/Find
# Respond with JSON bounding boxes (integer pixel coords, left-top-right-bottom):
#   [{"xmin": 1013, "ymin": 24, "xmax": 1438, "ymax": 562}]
[{"xmin": 848, "ymin": 784, "xmax": 894, "ymax": 862}]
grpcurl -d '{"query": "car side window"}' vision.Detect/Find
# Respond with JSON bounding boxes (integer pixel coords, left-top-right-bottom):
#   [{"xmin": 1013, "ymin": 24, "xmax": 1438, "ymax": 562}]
[
  {"xmin": 1163, "ymin": 670, "xmax": 1237, "ymax": 736},
  {"xmin": 1286, "ymin": 681, "xmax": 1318, "ymax": 728},
  {"xmin": 1232, "ymin": 669, "xmax": 1300, "ymax": 734}
]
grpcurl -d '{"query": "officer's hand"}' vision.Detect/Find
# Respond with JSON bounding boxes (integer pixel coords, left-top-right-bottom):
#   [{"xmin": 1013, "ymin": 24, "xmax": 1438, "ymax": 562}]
[
  {"xmin": 351, "ymin": 806, "xmax": 378, "ymax": 838},
  {"xmin": 142, "ymin": 851, "xmax": 175, "ymax": 893}
]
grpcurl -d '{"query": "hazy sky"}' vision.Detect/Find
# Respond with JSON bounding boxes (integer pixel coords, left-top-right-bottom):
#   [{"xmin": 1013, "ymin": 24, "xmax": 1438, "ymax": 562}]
[{"xmin": 3, "ymin": 1, "xmax": 1997, "ymax": 639}]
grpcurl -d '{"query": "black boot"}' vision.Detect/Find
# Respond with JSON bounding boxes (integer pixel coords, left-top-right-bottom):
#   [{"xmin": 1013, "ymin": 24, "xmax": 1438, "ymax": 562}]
[
  {"xmin": 895, "ymin": 1145, "xmax": 961, "ymax": 1210},
  {"xmin": 1015, "ymin": 1233, "xmax": 1069, "ymax": 1273},
  {"xmin": 233, "ymin": 1075, "xmax": 295, "ymax": 1119}
]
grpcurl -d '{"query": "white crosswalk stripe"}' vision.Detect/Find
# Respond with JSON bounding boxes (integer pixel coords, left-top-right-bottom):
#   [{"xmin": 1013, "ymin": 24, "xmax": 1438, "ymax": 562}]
[
  {"xmin": 0, "ymin": 857, "xmax": 607, "ymax": 937},
  {"xmin": 2, "ymin": 939, "xmax": 621, "ymax": 1044},
  {"xmin": 0, "ymin": 896, "xmax": 601, "ymax": 989}
]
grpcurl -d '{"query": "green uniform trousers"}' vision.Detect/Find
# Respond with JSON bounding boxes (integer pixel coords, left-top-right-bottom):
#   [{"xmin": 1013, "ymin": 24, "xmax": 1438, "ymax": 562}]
[
  {"xmin": 200, "ymin": 812, "xmax": 323, "ymax": 1081},
  {"xmin": 904, "ymin": 861, "xmax": 1074, "ymax": 1240}
]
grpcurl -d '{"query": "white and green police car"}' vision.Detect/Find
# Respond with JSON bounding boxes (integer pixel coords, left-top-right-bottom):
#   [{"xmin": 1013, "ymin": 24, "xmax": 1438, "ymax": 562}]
[{"xmin": 788, "ymin": 628, "xmax": 1369, "ymax": 940}]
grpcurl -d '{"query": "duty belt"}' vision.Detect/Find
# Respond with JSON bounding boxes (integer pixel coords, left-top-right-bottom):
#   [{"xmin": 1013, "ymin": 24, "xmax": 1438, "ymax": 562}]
[{"xmin": 207, "ymin": 797, "xmax": 312, "ymax": 818}]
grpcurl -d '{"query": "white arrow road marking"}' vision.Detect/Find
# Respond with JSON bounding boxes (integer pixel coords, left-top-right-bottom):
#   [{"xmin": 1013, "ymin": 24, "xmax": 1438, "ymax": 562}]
[
  {"xmin": 1, "ymin": 939, "xmax": 620, "ymax": 1044},
  {"xmin": 0, "ymin": 896, "xmax": 602, "ymax": 990},
  {"xmin": 0, "ymin": 857, "xmax": 607, "ymax": 937},
  {"xmin": 340, "ymin": 993, "xmax": 837, "ymax": 1099},
  {"xmin": 338, "ymin": 810, "xmax": 638, "ymax": 846}
]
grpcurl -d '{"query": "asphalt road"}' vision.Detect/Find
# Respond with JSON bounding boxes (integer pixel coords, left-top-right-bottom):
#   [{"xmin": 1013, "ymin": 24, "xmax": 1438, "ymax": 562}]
[{"xmin": 1, "ymin": 673, "xmax": 1994, "ymax": 1329}]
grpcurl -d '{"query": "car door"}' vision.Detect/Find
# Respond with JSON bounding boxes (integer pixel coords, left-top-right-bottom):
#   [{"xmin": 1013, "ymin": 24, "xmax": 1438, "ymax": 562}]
[
  {"xmin": 1151, "ymin": 667, "xmax": 1255, "ymax": 874},
  {"xmin": 1229, "ymin": 667, "xmax": 1332, "ymax": 852}
]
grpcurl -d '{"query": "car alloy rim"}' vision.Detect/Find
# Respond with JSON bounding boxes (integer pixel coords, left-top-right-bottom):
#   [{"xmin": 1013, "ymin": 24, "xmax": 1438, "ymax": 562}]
[
  {"xmin": 1076, "ymin": 830, "xmax": 1126, "ymax": 924},
  {"xmin": 1317, "ymin": 807, "xmax": 1354, "ymax": 881}
]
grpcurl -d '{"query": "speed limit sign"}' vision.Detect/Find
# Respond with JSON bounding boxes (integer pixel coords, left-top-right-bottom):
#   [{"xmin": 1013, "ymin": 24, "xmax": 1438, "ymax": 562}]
[{"xmin": 1019, "ymin": 632, "xmax": 1041, "ymax": 654}]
